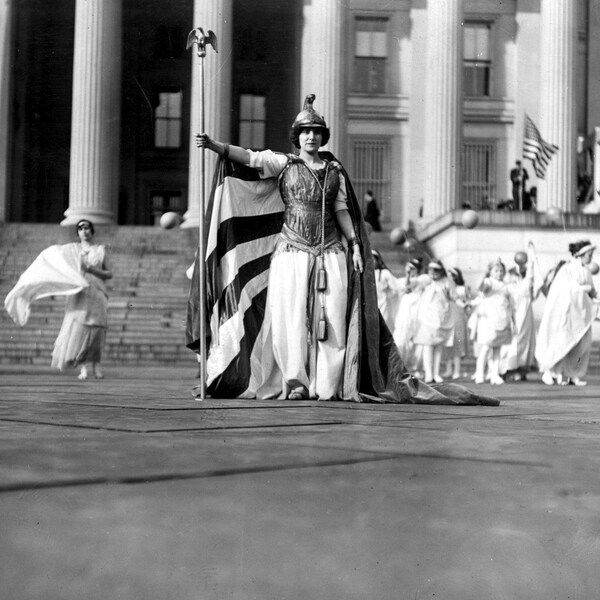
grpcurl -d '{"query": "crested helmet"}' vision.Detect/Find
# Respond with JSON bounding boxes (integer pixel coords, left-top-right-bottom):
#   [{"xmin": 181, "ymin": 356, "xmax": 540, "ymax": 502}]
[
  {"xmin": 290, "ymin": 94, "xmax": 330, "ymax": 148},
  {"xmin": 292, "ymin": 94, "xmax": 327, "ymax": 130}
]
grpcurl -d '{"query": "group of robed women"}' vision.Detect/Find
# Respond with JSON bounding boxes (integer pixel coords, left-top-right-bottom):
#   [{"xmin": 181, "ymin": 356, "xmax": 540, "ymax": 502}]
[{"xmin": 373, "ymin": 237, "xmax": 598, "ymax": 388}]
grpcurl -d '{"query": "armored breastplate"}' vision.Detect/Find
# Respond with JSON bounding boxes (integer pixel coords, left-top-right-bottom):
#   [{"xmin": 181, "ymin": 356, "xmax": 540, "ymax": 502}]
[{"xmin": 278, "ymin": 159, "xmax": 341, "ymax": 246}]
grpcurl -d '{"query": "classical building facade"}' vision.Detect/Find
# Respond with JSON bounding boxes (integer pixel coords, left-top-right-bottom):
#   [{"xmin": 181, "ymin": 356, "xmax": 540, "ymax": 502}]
[{"xmin": 1, "ymin": 0, "xmax": 597, "ymax": 230}]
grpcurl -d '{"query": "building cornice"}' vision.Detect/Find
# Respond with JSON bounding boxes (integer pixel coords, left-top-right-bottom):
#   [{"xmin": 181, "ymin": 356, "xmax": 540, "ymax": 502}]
[{"xmin": 347, "ymin": 94, "xmax": 409, "ymax": 121}]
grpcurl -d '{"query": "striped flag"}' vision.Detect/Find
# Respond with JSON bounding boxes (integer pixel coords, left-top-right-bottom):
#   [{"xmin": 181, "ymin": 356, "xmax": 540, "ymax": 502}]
[
  {"xmin": 522, "ymin": 114, "xmax": 558, "ymax": 179},
  {"xmin": 186, "ymin": 161, "xmax": 284, "ymax": 398}
]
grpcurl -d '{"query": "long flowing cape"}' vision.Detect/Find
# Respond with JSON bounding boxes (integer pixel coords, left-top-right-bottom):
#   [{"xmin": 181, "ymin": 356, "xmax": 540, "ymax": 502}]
[
  {"xmin": 4, "ymin": 243, "xmax": 89, "ymax": 326},
  {"xmin": 535, "ymin": 260, "xmax": 594, "ymax": 371},
  {"xmin": 186, "ymin": 155, "xmax": 498, "ymax": 406}
]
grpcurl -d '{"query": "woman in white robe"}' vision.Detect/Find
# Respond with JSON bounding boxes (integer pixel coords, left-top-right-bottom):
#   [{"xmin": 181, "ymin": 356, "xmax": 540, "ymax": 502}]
[
  {"xmin": 5, "ymin": 219, "xmax": 112, "ymax": 379},
  {"xmin": 51, "ymin": 220, "xmax": 113, "ymax": 379},
  {"xmin": 535, "ymin": 240, "xmax": 597, "ymax": 386},
  {"xmin": 500, "ymin": 242, "xmax": 539, "ymax": 381}
]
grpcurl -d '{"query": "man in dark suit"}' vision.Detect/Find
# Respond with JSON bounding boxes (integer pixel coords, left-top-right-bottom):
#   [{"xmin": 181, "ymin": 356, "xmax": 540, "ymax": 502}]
[{"xmin": 510, "ymin": 160, "xmax": 529, "ymax": 210}]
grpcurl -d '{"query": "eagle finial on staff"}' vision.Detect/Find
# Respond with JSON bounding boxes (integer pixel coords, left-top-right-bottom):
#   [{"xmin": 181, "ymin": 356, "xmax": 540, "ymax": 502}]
[{"xmin": 186, "ymin": 27, "xmax": 218, "ymax": 57}]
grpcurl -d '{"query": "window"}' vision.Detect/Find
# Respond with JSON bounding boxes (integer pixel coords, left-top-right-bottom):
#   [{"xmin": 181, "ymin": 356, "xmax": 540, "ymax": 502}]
[
  {"xmin": 463, "ymin": 23, "xmax": 491, "ymax": 97},
  {"xmin": 353, "ymin": 17, "xmax": 388, "ymax": 94},
  {"xmin": 352, "ymin": 138, "xmax": 391, "ymax": 220},
  {"xmin": 461, "ymin": 140, "xmax": 497, "ymax": 209},
  {"xmin": 154, "ymin": 90, "xmax": 182, "ymax": 148},
  {"xmin": 150, "ymin": 190, "xmax": 184, "ymax": 226},
  {"xmin": 239, "ymin": 94, "xmax": 266, "ymax": 149}
]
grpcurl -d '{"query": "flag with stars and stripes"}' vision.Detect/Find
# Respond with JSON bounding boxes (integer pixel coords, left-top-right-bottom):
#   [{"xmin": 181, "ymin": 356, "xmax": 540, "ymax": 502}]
[{"xmin": 522, "ymin": 114, "xmax": 559, "ymax": 179}]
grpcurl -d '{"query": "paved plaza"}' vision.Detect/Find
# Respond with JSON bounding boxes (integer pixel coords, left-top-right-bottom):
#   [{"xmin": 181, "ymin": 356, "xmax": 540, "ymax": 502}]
[{"xmin": 1, "ymin": 364, "xmax": 599, "ymax": 600}]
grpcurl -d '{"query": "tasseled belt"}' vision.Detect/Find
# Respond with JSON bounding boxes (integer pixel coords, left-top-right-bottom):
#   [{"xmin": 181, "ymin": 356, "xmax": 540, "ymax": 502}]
[{"xmin": 275, "ymin": 224, "xmax": 343, "ymax": 344}]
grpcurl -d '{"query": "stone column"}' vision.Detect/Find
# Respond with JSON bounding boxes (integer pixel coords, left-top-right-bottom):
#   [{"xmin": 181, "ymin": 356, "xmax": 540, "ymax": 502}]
[
  {"xmin": 423, "ymin": 0, "xmax": 463, "ymax": 218},
  {"xmin": 536, "ymin": 1, "xmax": 577, "ymax": 213},
  {"xmin": 182, "ymin": 0, "xmax": 233, "ymax": 229},
  {"xmin": 62, "ymin": 0, "xmax": 122, "ymax": 226},
  {"xmin": 0, "ymin": 0, "xmax": 12, "ymax": 222},
  {"xmin": 300, "ymin": 0, "xmax": 346, "ymax": 161}
]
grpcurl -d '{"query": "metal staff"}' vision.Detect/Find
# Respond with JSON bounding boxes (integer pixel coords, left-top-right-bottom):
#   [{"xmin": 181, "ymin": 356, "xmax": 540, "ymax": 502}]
[{"xmin": 186, "ymin": 27, "xmax": 217, "ymax": 400}]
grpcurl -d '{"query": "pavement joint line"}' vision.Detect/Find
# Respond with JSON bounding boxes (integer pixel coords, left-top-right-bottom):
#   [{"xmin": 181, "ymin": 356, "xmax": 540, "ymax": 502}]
[
  {"xmin": 357, "ymin": 411, "xmax": 586, "ymax": 422},
  {"xmin": 0, "ymin": 417, "xmax": 349, "ymax": 433},
  {"xmin": 2, "ymin": 398, "xmax": 573, "ymax": 418},
  {"xmin": 0, "ymin": 452, "xmax": 550, "ymax": 495},
  {"xmin": 0, "ymin": 411, "xmax": 589, "ymax": 433}
]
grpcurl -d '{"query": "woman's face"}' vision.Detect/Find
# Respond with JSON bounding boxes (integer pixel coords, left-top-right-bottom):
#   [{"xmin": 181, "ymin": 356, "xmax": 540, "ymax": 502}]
[
  {"xmin": 77, "ymin": 222, "xmax": 93, "ymax": 242},
  {"xmin": 299, "ymin": 127, "xmax": 323, "ymax": 154},
  {"xmin": 428, "ymin": 267, "xmax": 443, "ymax": 280},
  {"xmin": 490, "ymin": 264, "xmax": 505, "ymax": 280},
  {"xmin": 580, "ymin": 249, "xmax": 594, "ymax": 265}
]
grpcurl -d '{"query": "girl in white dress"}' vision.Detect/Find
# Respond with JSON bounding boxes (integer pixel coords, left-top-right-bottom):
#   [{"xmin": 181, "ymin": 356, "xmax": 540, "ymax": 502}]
[
  {"xmin": 470, "ymin": 259, "xmax": 515, "ymax": 385},
  {"xmin": 413, "ymin": 260, "xmax": 455, "ymax": 383},
  {"xmin": 443, "ymin": 267, "xmax": 470, "ymax": 380},
  {"xmin": 393, "ymin": 257, "xmax": 427, "ymax": 376}
]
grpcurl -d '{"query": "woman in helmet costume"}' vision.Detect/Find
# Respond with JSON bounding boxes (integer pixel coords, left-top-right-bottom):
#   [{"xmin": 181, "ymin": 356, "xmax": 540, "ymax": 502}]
[
  {"xmin": 193, "ymin": 95, "xmax": 498, "ymax": 406},
  {"xmin": 197, "ymin": 95, "xmax": 362, "ymax": 400}
]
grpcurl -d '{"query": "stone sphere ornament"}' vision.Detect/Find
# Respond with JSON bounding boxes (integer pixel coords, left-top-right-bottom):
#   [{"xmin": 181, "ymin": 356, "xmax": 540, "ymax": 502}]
[
  {"xmin": 461, "ymin": 209, "xmax": 479, "ymax": 229},
  {"xmin": 159, "ymin": 211, "xmax": 182, "ymax": 230},
  {"xmin": 403, "ymin": 237, "xmax": 418, "ymax": 252},
  {"xmin": 514, "ymin": 251, "xmax": 528, "ymax": 266},
  {"xmin": 546, "ymin": 206, "xmax": 563, "ymax": 223},
  {"xmin": 389, "ymin": 227, "xmax": 407, "ymax": 246}
]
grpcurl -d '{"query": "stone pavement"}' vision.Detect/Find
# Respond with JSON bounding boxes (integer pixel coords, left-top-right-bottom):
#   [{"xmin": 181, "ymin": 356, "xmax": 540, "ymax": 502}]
[{"xmin": 1, "ymin": 364, "xmax": 599, "ymax": 600}]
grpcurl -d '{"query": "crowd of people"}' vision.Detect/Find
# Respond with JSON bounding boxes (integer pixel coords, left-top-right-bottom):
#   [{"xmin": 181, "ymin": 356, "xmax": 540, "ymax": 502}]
[
  {"xmin": 4, "ymin": 92, "xmax": 598, "ymax": 402},
  {"xmin": 373, "ymin": 239, "xmax": 599, "ymax": 386}
]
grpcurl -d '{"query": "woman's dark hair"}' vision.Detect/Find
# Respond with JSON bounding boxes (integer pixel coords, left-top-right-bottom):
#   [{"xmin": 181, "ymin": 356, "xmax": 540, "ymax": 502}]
[
  {"xmin": 407, "ymin": 257, "xmax": 423, "ymax": 273},
  {"xmin": 76, "ymin": 219, "xmax": 95, "ymax": 236},
  {"xmin": 449, "ymin": 267, "xmax": 465, "ymax": 286},
  {"xmin": 569, "ymin": 239, "xmax": 592, "ymax": 257},
  {"xmin": 427, "ymin": 259, "xmax": 447, "ymax": 277},
  {"xmin": 485, "ymin": 258, "xmax": 506, "ymax": 278},
  {"xmin": 371, "ymin": 250, "xmax": 384, "ymax": 270},
  {"xmin": 289, "ymin": 125, "xmax": 331, "ymax": 149}
]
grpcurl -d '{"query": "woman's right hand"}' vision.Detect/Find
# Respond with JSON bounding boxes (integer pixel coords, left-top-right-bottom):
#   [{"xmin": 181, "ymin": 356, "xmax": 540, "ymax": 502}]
[{"xmin": 196, "ymin": 133, "xmax": 212, "ymax": 149}]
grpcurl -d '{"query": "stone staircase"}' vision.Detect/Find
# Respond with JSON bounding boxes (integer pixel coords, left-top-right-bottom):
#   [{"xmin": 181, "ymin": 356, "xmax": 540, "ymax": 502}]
[{"xmin": 0, "ymin": 223, "xmax": 199, "ymax": 367}]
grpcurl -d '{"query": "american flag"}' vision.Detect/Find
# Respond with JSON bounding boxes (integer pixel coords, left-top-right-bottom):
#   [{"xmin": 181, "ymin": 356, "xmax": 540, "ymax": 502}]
[
  {"xmin": 185, "ymin": 161, "xmax": 285, "ymax": 398},
  {"xmin": 522, "ymin": 114, "xmax": 558, "ymax": 179}
]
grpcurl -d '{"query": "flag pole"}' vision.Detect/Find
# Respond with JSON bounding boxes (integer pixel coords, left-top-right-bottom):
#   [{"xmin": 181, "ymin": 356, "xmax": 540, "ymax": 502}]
[{"xmin": 187, "ymin": 28, "xmax": 218, "ymax": 401}]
